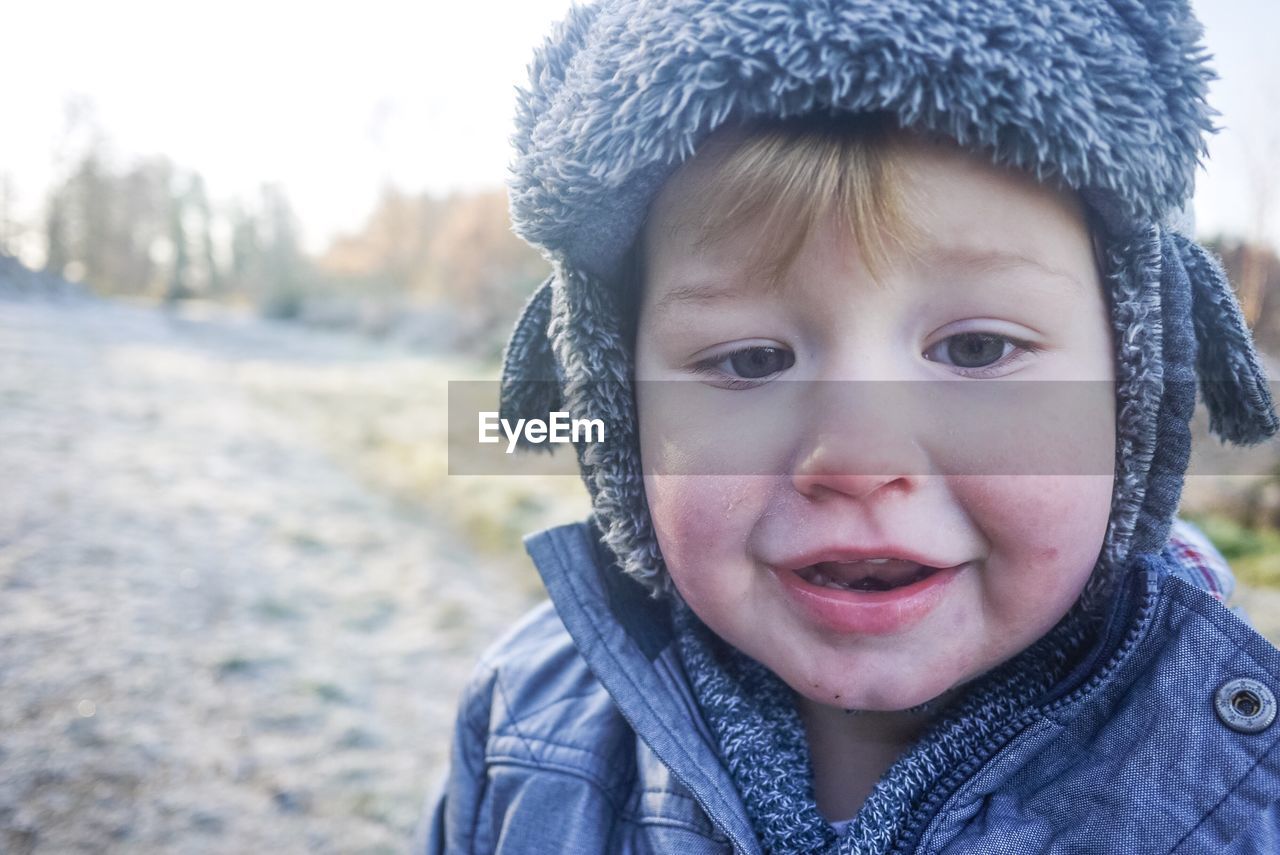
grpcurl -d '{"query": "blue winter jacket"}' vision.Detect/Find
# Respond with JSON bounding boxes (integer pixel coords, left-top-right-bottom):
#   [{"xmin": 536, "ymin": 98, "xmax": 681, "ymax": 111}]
[{"xmin": 421, "ymin": 519, "xmax": 1280, "ymax": 854}]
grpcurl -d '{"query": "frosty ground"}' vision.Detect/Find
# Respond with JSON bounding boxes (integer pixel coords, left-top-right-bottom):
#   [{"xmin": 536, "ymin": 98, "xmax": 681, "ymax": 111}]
[
  {"xmin": 1, "ymin": 296, "xmax": 1277, "ymax": 854},
  {"xmin": 0, "ymin": 297, "xmax": 561, "ymax": 854}
]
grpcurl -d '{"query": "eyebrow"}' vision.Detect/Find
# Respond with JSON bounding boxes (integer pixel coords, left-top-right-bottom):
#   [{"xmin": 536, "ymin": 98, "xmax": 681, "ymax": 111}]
[
  {"xmin": 649, "ymin": 271, "xmax": 786, "ymax": 316},
  {"xmin": 649, "ymin": 244, "xmax": 1089, "ymax": 316},
  {"xmin": 918, "ymin": 245, "xmax": 1088, "ymax": 292}
]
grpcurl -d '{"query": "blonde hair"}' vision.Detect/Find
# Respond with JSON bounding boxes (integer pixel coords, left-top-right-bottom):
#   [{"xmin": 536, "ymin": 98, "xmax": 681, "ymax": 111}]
[
  {"xmin": 677, "ymin": 112, "xmax": 917, "ymax": 286},
  {"xmin": 618, "ymin": 114, "xmax": 918, "ymax": 346}
]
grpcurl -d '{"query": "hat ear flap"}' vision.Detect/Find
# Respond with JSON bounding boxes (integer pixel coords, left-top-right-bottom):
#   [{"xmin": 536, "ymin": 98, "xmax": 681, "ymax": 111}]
[
  {"xmin": 498, "ymin": 275, "xmax": 563, "ymax": 453},
  {"xmin": 1174, "ymin": 233, "xmax": 1280, "ymax": 445}
]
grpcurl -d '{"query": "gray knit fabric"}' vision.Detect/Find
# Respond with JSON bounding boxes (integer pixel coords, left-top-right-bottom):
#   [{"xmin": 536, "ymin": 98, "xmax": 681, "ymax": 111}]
[{"xmin": 1089, "ymin": 225, "xmax": 1166, "ymax": 606}]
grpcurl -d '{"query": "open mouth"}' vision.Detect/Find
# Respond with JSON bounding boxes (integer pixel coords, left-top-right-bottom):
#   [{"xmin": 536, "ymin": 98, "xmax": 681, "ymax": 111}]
[{"xmin": 795, "ymin": 559, "xmax": 942, "ymax": 592}]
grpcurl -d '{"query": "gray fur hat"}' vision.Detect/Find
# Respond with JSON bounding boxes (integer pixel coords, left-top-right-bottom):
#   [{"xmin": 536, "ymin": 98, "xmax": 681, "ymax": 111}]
[{"xmin": 499, "ymin": 0, "xmax": 1277, "ymax": 598}]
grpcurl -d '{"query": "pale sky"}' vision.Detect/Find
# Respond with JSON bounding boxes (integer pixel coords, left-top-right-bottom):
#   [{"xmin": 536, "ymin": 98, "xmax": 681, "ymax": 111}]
[{"xmin": 2, "ymin": 0, "xmax": 1278, "ymax": 257}]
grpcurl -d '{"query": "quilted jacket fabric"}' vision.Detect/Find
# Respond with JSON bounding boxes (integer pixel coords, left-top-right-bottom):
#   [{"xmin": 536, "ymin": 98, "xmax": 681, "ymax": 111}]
[{"xmin": 420, "ymin": 520, "xmax": 1280, "ymax": 854}]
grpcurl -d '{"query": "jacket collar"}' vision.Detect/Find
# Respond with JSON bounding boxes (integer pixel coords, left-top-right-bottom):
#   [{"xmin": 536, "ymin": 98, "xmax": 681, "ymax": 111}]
[{"xmin": 523, "ymin": 517, "xmax": 763, "ymax": 855}]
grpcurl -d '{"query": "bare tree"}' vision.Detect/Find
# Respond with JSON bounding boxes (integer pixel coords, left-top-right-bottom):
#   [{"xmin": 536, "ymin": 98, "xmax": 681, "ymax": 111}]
[
  {"xmin": 44, "ymin": 191, "xmax": 69, "ymax": 277},
  {"xmin": 256, "ymin": 183, "xmax": 309, "ymax": 317},
  {"xmin": 42, "ymin": 96, "xmax": 110, "ymax": 287},
  {"xmin": 187, "ymin": 174, "xmax": 222, "ymax": 297},
  {"xmin": 114, "ymin": 156, "xmax": 175, "ymax": 296},
  {"xmin": 165, "ymin": 187, "xmax": 190, "ymax": 303},
  {"xmin": 0, "ymin": 171, "xmax": 16, "ymax": 256}
]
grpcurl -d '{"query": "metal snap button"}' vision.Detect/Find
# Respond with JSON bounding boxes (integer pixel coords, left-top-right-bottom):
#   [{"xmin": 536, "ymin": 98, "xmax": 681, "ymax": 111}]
[{"xmin": 1214, "ymin": 678, "xmax": 1277, "ymax": 734}]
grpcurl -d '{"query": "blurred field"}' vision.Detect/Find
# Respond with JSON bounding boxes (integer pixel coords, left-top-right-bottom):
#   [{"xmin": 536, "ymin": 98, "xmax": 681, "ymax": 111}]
[
  {"xmin": 1, "ymin": 294, "xmax": 1277, "ymax": 853},
  {"xmin": 0, "ymin": 295, "xmax": 586, "ymax": 854}
]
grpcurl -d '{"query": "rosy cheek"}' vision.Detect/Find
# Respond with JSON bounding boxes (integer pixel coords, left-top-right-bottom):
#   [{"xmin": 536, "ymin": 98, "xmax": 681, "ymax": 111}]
[
  {"xmin": 1015, "ymin": 476, "xmax": 1113, "ymax": 552},
  {"xmin": 644, "ymin": 474, "xmax": 717, "ymax": 560},
  {"xmin": 643, "ymin": 475, "xmax": 760, "ymax": 584},
  {"xmin": 957, "ymin": 476, "xmax": 1111, "ymax": 546},
  {"xmin": 952, "ymin": 475, "xmax": 1111, "ymax": 611}
]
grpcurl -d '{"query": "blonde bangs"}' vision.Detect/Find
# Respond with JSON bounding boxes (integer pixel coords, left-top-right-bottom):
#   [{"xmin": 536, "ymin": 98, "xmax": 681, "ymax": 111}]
[{"xmin": 690, "ymin": 114, "xmax": 915, "ymax": 285}]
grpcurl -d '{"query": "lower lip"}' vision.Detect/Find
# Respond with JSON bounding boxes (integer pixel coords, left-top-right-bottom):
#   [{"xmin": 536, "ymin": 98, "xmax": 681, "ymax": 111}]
[{"xmin": 773, "ymin": 563, "xmax": 966, "ymax": 635}]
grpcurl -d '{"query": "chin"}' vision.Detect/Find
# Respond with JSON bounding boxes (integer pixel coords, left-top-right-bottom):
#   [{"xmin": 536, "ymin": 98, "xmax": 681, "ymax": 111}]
[
  {"xmin": 789, "ymin": 651, "xmax": 979, "ymax": 714},
  {"xmin": 789, "ymin": 671, "xmax": 942, "ymax": 713},
  {"xmin": 816, "ymin": 687, "xmax": 944, "ymax": 714}
]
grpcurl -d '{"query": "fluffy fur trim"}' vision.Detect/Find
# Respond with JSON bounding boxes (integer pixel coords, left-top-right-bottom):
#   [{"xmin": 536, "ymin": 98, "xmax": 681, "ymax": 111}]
[
  {"xmin": 510, "ymin": 0, "xmax": 1217, "ymax": 278},
  {"xmin": 1180, "ymin": 235, "xmax": 1280, "ymax": 444}
]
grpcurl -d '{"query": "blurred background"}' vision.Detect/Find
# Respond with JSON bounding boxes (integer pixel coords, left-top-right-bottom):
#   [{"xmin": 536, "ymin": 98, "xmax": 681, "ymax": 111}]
[{"xmin": 1, "ymin": 1, "xmax": 1278, "ymax": 852}]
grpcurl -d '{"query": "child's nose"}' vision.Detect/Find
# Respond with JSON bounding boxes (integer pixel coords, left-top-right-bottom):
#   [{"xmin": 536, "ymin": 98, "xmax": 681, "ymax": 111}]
[
  {"xmin": 788, "ymin": 383, "xmax": 934, "ymax": 502},
  {"xmin": 791, "ymin": 463, "xmax": 918, "ymax": 503}
]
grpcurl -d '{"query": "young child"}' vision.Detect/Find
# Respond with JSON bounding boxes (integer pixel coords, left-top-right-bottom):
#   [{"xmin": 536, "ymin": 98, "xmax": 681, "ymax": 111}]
[{"xmin": 423, "ymin": 2, "xmax": 1280, "ymax": 852}]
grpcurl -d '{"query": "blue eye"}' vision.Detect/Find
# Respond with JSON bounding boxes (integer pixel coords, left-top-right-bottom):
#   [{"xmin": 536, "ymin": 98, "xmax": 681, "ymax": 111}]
[
  {"xmin": 940, "ymin": 333, "xmax": 1011, "ymax": 368},
  {"xmin": 692, "ymin": 345, "xmax": 795, "ymax": 384},
  {"xmin": 727, "ymin": 346, "xmax": 794, "ymax": 378}
]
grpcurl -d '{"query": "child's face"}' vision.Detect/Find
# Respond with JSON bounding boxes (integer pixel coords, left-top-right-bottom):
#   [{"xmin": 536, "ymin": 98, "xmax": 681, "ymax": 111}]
[{"xmin": 634, "ymin": 131, "xmax": 1116, "ymax": 712}]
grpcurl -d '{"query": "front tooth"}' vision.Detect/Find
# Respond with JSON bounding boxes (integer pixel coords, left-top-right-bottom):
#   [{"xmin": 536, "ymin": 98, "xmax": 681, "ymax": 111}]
[
  {"xmin": 865, "ymin": 558, "xmax": 890, "ymax": 565},
  {"xmin": 809, "ymin": 571, "xmax": 832, "ymax": 586}
]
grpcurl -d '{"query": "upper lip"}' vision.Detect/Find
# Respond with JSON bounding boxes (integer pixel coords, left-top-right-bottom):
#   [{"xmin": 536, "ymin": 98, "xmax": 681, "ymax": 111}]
[{"xmin": 775, "ymin": 545, "xmax": 965, "ymax": 572}]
